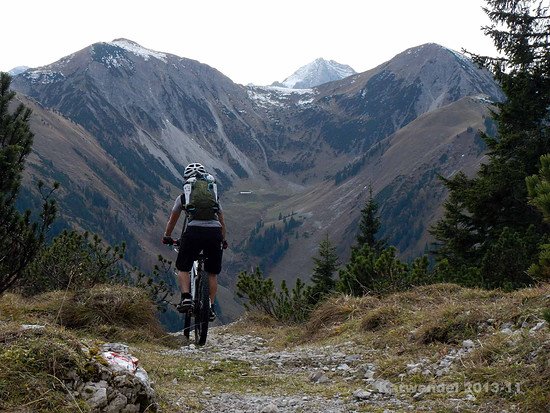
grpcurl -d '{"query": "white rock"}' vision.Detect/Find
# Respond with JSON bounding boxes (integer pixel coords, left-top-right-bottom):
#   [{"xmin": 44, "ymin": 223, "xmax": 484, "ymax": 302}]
[
  {"xmin": 462, "ymin": 339, "xmax": 475, "ymax": 349},
  {"xmin": 105, "ymin": 393, "xmax": 128, "ymax": 413},
  {"xmin": 260, "ymin": 403, "xmax": 279, "ymax": 413},
  {"xmin": 530, "ymin": 321, "xmax": 547, "ymax": 332},
  {"xmin": 501, "ymin": 322, "xmax": 514, "ymax": 330},
  {"xmin": 413, "ymin": 392, "xmax": 424, "ymax": 401},
  {"xmin": 121, "ymin": 405, "xmax": 139, "ymax": 413},
  {"xmin": 20, "ymin": 324, "xmax": 45, "ymax": 330},
  {"xmin": 88, "ymin": 387, "xmax": 108, "ymax": 410},
  {"xmin": 102, "ymin": 343, "xmax": 129, "ymax": 353},
  {"xmin": 353, "ymin": 389, "xmax": 371, "ymax": 400},
  {"xmin": 371, "ymin": 379, "xmax": 393, "ymax": 394}
]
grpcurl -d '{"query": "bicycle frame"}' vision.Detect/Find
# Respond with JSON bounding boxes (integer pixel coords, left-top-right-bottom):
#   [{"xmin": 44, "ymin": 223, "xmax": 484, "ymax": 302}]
[
  {"xmin": 170, "ymin": 216, "xmax": 211, "ymax": 345},
  {"xmin": 177, "ymin": 250, "xmax": 209, "ymax": 345}
]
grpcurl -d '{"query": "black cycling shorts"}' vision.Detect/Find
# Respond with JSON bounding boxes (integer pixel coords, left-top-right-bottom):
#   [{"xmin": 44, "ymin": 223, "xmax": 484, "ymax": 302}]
[{"xmin": 176, "ymin": 226, "xmax": 223, "ymax": 274}]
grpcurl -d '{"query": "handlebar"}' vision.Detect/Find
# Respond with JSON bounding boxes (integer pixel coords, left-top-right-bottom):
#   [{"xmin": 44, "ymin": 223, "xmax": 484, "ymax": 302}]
[{"xmin": 162, "ymin": 236, "xmax": 180, "ymax": 246}]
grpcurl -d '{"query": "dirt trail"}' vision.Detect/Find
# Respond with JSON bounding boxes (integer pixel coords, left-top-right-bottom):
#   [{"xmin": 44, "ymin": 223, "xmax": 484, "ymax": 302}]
[{"xmin": 150, "ymin": 325, "xmax": 460, "ymax": 413}]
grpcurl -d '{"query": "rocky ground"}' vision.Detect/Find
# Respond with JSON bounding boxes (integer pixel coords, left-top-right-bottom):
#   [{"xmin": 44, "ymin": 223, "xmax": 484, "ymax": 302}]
[
  {"xmin": 2, "ymin": 284, "xmax": 548, "ymax": 412},
  {"xmin": 135, "ymin": 320, "xmax": 547, "ymax": 413}
]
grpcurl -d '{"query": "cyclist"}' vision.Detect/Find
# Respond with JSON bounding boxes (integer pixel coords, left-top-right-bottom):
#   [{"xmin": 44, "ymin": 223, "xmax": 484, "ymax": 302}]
[{"xmin": 162, "ymin": 163, "xmax": 227, "ymax": 321}]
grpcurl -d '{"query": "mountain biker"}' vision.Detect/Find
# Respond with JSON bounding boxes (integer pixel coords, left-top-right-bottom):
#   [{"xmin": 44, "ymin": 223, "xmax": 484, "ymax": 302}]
[{"xmin": 162, "ymin": 163, "xmax": 227, "ymax": 321}]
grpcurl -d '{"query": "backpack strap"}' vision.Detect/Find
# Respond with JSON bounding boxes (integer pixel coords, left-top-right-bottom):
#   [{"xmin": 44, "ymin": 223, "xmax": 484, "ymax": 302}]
[
  {"xmin": 211, "ymin": 182, "xmax": 218, "ymax": 201},
  {"xmin": 182, "ymin": 182, "xmax": 192, "ymax": 206}
]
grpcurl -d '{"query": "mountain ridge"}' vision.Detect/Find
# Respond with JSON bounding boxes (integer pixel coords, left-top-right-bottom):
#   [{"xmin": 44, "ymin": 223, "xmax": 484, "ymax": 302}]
[{"xmin": 9, "ymin": 40, "xmax": 502, "ymax": 321}]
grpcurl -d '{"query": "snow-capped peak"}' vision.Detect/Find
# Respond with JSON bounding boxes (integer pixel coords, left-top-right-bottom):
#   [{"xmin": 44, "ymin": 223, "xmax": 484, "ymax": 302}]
[
  {"xmin": 278, "ymin": 58, "xmax": 356, "ymax": 89},
  {"xmin": 8, "ymin": 66, "xmax": 30, "ymax": 76},
  {"xmin": 107, "ymin": 39, "xmax": 167, "ymax": 62}
]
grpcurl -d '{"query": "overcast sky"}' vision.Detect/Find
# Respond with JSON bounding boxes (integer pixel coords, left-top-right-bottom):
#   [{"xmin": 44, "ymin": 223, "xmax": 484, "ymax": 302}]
[{"xmin": 1, "ymin": 0, "xmax": 499, "ymax": 85}]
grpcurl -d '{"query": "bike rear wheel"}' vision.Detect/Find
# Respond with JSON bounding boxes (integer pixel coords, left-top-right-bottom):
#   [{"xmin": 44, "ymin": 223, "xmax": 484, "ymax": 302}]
[
  {"xmin": 183, "ymin": 312, "xmax": 191, "ymax": 339},
  {"xmin": 194, "ymin": 270, "xmax": 210, "ymax": 346}
]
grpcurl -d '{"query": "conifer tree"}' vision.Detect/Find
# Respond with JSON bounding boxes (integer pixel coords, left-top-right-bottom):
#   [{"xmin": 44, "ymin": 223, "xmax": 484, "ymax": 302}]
[
  {"xmin": 356, "ymin": 186, "xmax": 386, "ymax": 253},
  {"xmin": 0, "ymin": 73, "xmax": 57, "ymax": 294},
  {"xmin": 526, "ymin": 154, "xmax": 550, "ymax": 222},
  {"xmin": 431, "ymin": 0, "xmax": 550, "ymax": 288},
  {"xmin": 526, "ymin": 154, "xmax": 550, "ymax": 281},
  {"xmin": 308, "ymin": 233, "xmax": 339, "ymax": 303},
  {"xmin": 338, "ymin": 187, "xmax": 392, "ymax": 296}
]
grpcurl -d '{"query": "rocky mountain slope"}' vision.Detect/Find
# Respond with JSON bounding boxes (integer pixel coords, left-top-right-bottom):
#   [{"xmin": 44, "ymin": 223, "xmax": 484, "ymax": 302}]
[{"xmin": 10, "ymin": 40, "xmax": 503, "ymax": 319}]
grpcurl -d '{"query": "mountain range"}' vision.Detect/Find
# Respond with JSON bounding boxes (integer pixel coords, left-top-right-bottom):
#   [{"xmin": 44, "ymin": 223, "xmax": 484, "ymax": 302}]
[{"xmin": 10, "ymin": 39, "xmax": 503, "ymax": 322}]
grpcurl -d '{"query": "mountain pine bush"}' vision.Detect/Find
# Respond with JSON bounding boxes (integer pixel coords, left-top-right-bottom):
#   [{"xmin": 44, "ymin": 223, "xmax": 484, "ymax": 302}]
[{"xmin": 0, "ymin": 73, "xmax": 57, "ymax": 294}]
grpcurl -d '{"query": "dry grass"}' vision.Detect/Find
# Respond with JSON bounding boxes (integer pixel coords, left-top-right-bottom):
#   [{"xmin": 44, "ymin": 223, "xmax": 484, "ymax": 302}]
[
  {"xmin": 236, "ymin": 283, "xmax": 550, "ymax": 412},
  {"xmin": 416, "ymin": 304, "xmax": 486, "ymax": 344},
  {"xmin": 304, "ymin": 294, "xmax": 380, "ymax": 339},
  {"xmin": 360, "ymin": 305, "xmax": 401, "ymax": 331},
  {"xmin": 0, "ymin": 285, "xmax": 179, "ymax": 347},
  {"xmin": 58, "ymin": 285, "xmax": 162, "ymax": 331}
]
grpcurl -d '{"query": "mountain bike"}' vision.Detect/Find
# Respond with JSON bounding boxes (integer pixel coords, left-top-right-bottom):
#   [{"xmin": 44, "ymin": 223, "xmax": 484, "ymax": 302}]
[{"xmin": 167, "ymin": 239, "xmax": 211, "ymax": 346}]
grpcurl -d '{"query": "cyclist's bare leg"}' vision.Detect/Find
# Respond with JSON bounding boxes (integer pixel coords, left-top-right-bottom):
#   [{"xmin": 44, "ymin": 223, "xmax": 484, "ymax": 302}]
[
  {"xmin": 208, "ymin": 273, "xmax": 217, "ymax": 303},
  {"xmin": 178, "ymin": 271, "xmax": 190, "ymax": 294}
]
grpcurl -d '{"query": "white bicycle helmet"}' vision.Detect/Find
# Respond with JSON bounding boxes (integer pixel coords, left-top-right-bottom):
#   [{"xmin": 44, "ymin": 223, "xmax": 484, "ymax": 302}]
[{"xmin": 183, "ymin": 162, "xmax": 206, "ymax": 179}]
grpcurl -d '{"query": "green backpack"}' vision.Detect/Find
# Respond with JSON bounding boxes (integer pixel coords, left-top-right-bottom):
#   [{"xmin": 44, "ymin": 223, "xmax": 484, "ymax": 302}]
[{"xmin": 185, "ymin": 177, "xmax": 219, "ymax": 221}]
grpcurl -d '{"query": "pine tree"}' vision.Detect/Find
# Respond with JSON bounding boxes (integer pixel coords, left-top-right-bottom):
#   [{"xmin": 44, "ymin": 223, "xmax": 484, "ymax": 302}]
[
  {"xmin": 0, "ymin": 73, "xmax": 57, "ymax": 294},
  {"xmin": 526, "ymin": 154, "xmax": 550, "ymax": 222},
  {"xmin": 526, "ymin": 154, "xmax": 550, "ymax": 281},
  {"xmin": 356, "ymin": 186, "xmax": 386, "ymax": 253},
  {"xmin": 337, "ymin": 243, "xmax": 377, "ymax": 296},
  {"xmin": 308, "ymin": 233, "xmax": 339, "ymax": 303},
  {"xmin": 431, "ymin": 0, "xmax": 550, "ymax": 288}
]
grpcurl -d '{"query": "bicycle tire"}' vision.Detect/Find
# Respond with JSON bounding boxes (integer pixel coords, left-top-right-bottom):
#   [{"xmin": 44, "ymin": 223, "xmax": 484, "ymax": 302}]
[
  {"xmin": 183, "ymin": 312, "xmax": 191, "ymax": 339},
  {"xmin": 194, "ymin": 270, "xmax": 210, "ymax": 346}
]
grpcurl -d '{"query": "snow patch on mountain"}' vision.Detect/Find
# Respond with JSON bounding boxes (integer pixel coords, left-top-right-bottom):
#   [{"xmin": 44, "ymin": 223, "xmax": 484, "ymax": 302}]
[
  {"xmin": 247, "ymin": 86, "xmax": 316, "ymax": 108},
  {"xmin": 280, "ymin": 58, "xmax": 356, "ymax": 89},
  {"xmin": 22, "ymin": 69, "xmax": 65, "ymax": 84},
  {"xmin": 8, "ymin": 66, "xmax": 29, "ymax": 76},
  {"xmin": 108, "ymin": 39, "xmax": 167, "ymax": 63}
]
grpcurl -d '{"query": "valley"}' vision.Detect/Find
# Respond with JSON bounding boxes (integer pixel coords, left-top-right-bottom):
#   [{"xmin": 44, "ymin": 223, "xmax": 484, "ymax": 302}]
[{"xmin": 10, "ymin": 40, "xmax": 503, "ymax": 322}]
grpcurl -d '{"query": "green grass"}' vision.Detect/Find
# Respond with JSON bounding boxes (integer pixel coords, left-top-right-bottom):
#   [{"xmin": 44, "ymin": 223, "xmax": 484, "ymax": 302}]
[{"xmin": 0, "ymin": 323, "xmax": 93, "ymax": 412}]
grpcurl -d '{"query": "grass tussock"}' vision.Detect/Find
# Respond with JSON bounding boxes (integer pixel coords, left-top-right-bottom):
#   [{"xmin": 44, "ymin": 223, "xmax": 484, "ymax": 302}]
[
  {"xmin": 416, "ymin": 305, "xmax": 486, "ymax": 344},
  {"xmin": 0, "ymin": 322, "xmax": 92, "ymax": 412},
  {"xmin": 58, "ymin": 284, "xmax": 161, "ymax": 329},
  {"xmin": 360, "ymin": 305, "xmax": 401, "ymax": 331},
  {"xmin": 0, "ymin": 285, "xmax": 178, "ymax": 347},
  {"xmin": 305, "ymin": 294, "xmax": 380, "ymax": 337}
]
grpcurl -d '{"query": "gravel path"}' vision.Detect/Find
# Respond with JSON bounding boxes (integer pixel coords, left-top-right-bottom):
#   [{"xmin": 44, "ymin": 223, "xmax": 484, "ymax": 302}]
[{"xmin": 159, "ymin": 326, "xmax": 413, "ymax": 413}]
